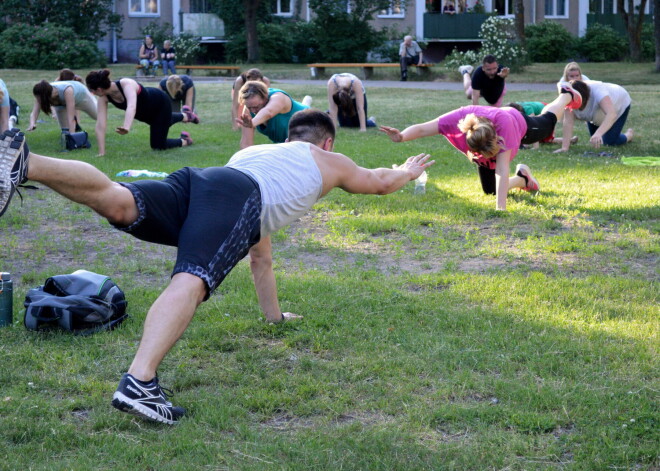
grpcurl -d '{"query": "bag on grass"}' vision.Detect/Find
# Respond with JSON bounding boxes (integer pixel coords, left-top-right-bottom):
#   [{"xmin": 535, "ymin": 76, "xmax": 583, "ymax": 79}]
[
  {"xmin": 65, "ymin": 131, "xmax": 92, "ymax": 150},
  {"xmin": 24, "ymin": 270, "xmax": 128, "ymax": 335}
]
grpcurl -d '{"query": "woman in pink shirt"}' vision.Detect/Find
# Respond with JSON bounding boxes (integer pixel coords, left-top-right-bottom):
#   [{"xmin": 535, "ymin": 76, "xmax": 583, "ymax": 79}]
[{"xmin": 381, "ymin": 85, "xmax": 581, "ymax": 210}]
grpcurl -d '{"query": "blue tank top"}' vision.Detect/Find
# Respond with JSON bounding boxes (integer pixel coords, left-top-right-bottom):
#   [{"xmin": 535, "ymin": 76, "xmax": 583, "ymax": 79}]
[{"xmin": 252, "ymin": 89, "xmax": 309, "ymax": 144}]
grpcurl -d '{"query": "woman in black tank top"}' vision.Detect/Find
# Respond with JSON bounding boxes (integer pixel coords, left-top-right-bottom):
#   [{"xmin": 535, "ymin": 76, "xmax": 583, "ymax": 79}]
[{"xmin": 85, "ymin": 69, "xmax": 199, "ymax": 156}]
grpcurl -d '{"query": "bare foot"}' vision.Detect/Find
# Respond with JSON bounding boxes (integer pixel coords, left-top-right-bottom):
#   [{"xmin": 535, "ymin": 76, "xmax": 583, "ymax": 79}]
[{"xmin": 625, "ymin": 128, "xmax": 634, "ymax": 143}]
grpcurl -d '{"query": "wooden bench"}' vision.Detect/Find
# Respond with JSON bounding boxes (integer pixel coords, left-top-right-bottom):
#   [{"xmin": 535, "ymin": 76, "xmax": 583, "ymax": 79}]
[
  {"xmin": 307, "ymin": 62, "xmax": 433, "ymax": 80},
  {"xmin": 136, "ymin": 65, "xmax": 240, "ymax": 77}
]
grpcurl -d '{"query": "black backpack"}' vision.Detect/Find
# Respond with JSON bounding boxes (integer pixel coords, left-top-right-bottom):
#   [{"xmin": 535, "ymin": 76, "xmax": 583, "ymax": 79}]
[{"xmin": 24, "ymin": 270, "xmax": 128, "ymax": 335}]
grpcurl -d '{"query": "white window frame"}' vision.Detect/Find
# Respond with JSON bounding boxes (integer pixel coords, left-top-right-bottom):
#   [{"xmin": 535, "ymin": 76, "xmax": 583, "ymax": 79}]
[
  {"xmin": 544, "ymin": 0, "xmax": 569, "ymax": 18},
  {"xmin": 273, "ymin": 0, "xmax": 294, "ymax": 17},
  {"xmin": 378, "ymin": 1, "xmax": 406, "ymax": 18},
  {"xmin": 128, "ymin": 0, "xmax": 160, "ymax": 17}
]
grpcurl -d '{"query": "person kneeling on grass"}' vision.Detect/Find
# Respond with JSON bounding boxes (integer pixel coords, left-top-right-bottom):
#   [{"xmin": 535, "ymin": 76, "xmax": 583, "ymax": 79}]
[
  {"xmin": 380, "ymin": 83, "xmax": 583, "ymax": 211},
  {"xmin": 0, "ymin": 109, "xmax": 434, "ymax": 425},
  {"xmin": 554, "ymin": 80, "xmax": 633, "ymax": 153},
  {"xmin": 86, "ymin": 69, "xmax": 199, "ymax": 156}
]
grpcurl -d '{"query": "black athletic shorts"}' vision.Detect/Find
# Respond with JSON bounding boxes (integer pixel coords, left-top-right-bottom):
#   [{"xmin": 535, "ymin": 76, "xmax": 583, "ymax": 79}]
[
  {"xmin": 114, "ymin": 167, "xmax": 262, "ymax": 296},
  {"xmin": 520, "ymin": 111, "xmax": 557, "ymax": 145}
]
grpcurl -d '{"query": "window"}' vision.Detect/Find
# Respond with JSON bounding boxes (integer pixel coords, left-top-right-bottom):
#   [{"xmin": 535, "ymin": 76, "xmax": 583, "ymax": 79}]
[
  {"xmin": 494, "ymin": 0, "xmax": 514, "ymax": 16},
  {"xmin": 378, "ymin": 1, "xmax": 405, "ymax": 17},
  {"xmin": 190, "ymin": 0, "xmax": 212, "ymax": 13},
  {"xmin": 273, "ymin": 0, "xmax": 293, "ymax": 16},
  {"xmin": 129, "ymin": 0, "xmax": 159, "ymax": 16},
  {"xmin": 544, "ymin": 0, "xmax": 568, "ymax": 17}
]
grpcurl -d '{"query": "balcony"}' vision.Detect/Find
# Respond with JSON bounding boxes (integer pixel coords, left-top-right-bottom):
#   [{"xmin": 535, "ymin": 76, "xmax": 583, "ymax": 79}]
[{"xmin": 423, "ymin": 12, "xmax": 489, "ymax": 40}]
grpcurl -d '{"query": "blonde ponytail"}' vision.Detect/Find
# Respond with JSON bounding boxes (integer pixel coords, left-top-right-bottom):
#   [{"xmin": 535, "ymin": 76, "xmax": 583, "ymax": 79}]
[{"xmin": 458, "ymin": 113, "xmax": 503, "ymax": 160}]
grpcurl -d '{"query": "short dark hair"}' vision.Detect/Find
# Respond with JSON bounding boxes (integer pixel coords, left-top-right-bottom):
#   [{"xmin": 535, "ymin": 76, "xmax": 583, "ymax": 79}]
[
  {"xmin": 569, "ymin": 80, "xmax": 590, "ymax": 111},
  {"xmin": 288, "ymin": 109, "xmax": 336, "ymax": 146},
  {"xmin": 482, "ymin": 54, "xmax": 497, "ymax": 64}
]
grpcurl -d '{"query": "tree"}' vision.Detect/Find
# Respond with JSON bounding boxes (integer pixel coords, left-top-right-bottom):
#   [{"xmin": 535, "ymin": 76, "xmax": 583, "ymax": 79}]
[
  {"xmin": 514, "ymin": 0, "xmax": 525, "ymax": 44},
  {"xmin": 0, "ymin": 0, "xmax": 122, "ymax": 41},
  {"xmin": 655, "ymin": 0, "xmax": 660, "ymax": 71},
  {"xmin": 245, "ymin": 0, "xmax": 262, "ymax": 62},
  {"xmin": 616, "ymin": 0, "xmax": 648, "ymax": 61}
]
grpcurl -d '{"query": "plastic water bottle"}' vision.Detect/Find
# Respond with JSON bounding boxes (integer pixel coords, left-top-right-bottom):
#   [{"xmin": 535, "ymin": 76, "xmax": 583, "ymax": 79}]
[
  {"xmin": 0, "ymin": 272, "xmax": 13, "ymax": 327},
  {"xmin": 414, "ymin": 171, "xmax": 428, "ymax": 195},
  {"xmin": 60, "ymin": 128, "xmax": 70, "ymax": 151}
]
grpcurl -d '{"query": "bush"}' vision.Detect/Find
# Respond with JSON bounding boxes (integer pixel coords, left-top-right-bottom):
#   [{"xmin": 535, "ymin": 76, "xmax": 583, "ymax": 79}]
[
  {"xmin": 442, "ymin": 48, "xmax": 482, "ymax": 75},
  {"xmin": 479, "ymin": 16, "xmax": 528, "ymax": 71},
  {"xmin": 0, "ymin": 24, "xmax": 105, "ymax": 69},
  {"xmin": 641, "ymin": 22, "xmax": 655, "ymax": 61},
  {"xmin": 578, "ymin": 23, "xmax": 627, "ymax": 62},
  {"xmin": 225, "ymin": 21, "xmax": 301, "ymax": 64},
  {"xmin": 525, "ymin": 21, "xmax": 578, "ymax": 62},
  {"xmin": 172, "ymin": 33, "xmax": 202, "ymax": 65}
]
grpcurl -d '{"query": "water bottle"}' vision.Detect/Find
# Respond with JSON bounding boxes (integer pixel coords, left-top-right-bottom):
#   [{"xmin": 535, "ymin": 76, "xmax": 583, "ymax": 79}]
[
  {"xmin": 414, "ymin": 171, "xmax": 428, "ymax": 195},
  {"xmin": 0, "ymin": 272, "xmax": 13, "ymax": 327},
  {"xmin": 60, "ymin": 128, "xmax": 69, "ymax": 151}
]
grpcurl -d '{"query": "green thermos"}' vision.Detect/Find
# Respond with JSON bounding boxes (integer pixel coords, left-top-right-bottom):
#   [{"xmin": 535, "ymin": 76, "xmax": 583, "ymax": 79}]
[{"xmin": 0, "ymin": 272, "xmax": 13, "ymax": 327}]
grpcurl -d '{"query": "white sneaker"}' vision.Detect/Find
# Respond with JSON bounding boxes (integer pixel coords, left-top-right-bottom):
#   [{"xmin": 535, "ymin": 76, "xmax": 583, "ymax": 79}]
[
  {"xmin": 368, "ymin": 116, "xmax": 376, "ymax": 125},
  {"xmin": 458, "ymin": 65, "xmax": 474, "ymax": 76},
  {"xmin": 302, "ymin": 95, "xmax": 313, "ymax": 107}
]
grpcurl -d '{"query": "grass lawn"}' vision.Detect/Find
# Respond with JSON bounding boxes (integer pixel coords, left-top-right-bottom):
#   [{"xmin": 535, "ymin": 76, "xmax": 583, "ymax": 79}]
[{"xmin": 0, "ymin": 64, "xmax": 658, "ymax": 470}]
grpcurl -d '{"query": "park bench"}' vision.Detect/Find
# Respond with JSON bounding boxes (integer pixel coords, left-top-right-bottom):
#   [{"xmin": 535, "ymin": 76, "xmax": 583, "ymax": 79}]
[
  {"xmin": 307, "ymin": 62, "xmax": 433, "ymax": 80},
  {"xmin": 136, "ymin": 65, "xmax": 240, "ymax": 77}
]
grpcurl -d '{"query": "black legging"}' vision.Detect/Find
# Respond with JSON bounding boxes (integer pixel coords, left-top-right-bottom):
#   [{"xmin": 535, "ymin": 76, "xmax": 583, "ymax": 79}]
[{"xmin": 109, "ymin": 81, "xmax": 184, "ymax": 150}]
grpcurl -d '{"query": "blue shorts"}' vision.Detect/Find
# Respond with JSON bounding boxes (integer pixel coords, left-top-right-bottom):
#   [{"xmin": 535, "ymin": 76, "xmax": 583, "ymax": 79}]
[{"xmin": 115, "ymin": 167, "xmax": 262, "ymax": 296}]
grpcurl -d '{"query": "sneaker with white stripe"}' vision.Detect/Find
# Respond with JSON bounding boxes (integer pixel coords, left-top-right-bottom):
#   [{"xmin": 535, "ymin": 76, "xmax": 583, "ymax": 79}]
[
  {"xmin": 112, "ymin": 373, "xmax": 186, "ymax": 425},
  {"xmin": 0, "ymin": 128, "xmax": 29, "ymax": 218}
]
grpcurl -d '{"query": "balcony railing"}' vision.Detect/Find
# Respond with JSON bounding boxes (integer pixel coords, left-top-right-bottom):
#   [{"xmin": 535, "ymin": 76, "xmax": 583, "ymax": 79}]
[{"xmin": 423, "ymin": 12, "xmax": 490, "ymax": 39}]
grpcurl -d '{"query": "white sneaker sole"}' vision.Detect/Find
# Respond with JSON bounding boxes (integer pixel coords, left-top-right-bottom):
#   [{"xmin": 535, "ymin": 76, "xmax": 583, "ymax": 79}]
[{"xmin": 112, "ymin": 391, "xmax": 178, "ymax": 425}]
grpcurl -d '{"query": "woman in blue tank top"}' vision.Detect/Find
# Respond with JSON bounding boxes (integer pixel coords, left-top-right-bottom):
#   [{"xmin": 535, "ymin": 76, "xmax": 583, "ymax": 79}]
[{"xmin": 235, "ymin": 81, "xmax": 311, "ymax": 149}]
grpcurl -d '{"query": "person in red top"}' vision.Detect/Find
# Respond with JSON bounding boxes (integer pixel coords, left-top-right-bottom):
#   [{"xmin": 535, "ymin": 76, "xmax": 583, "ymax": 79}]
[{"xmin": 380, "ymin": 84, "xmax": 582, "ymax": 210}]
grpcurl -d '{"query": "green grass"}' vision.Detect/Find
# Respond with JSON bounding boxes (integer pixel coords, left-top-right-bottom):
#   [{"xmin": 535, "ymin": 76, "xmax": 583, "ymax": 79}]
[{"xmin": 0, "ymin": 65, "xmax": 658, "ymax": 470}]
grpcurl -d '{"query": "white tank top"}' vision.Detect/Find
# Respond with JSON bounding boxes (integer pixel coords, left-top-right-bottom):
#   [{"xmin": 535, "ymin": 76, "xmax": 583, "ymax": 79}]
[{"xmin": 226, "ymin": 141, "xmax": 323, "ymax": 235}]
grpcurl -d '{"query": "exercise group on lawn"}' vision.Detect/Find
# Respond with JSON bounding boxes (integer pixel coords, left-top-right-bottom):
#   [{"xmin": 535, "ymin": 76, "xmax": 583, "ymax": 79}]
[{"xmin": 0, "ymin": 54, "xmax": 635, "ymax": 425}]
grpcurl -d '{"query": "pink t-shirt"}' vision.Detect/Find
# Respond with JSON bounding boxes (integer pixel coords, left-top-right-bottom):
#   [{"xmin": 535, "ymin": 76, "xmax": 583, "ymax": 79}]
[{"xmin": 436, "ymin": 106, "xmax": 527, "ymax": 169}]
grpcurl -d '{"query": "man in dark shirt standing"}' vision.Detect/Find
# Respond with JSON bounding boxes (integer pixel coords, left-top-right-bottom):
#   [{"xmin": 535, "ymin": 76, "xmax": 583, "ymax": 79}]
[{"xmin": 458, "ymin": 55, "xmax": 510, "ymax": 107}]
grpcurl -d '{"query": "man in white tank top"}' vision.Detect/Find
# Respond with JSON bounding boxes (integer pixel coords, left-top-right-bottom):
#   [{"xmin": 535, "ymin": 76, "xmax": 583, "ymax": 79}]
[{"xmin": 0, "ymin": 110, "xmax": 435, "ymax": 425}]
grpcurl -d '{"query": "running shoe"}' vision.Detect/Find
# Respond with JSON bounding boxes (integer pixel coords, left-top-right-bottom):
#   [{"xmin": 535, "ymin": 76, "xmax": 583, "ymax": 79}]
[
  {"xmin": 0, "ymin": 129, "xmax": 29, "ymax": 218},
  {"xmin": 458, "ymin": 65, "xmax": 474, "ymax": 76},
  {"xmin": 560, "ymin": 84, "xmax": 582, "ymax": 110},
  {"xmin": 112, "ymin": 373, "xmax": 186, "ymax": 425},
  {"xmin": 180, "ymin": 131, "xmax": 193, "ymax": 146},
  {"xmin": 515, "ymin": 164, "xmax": 540, "ymax": 192},
  {"xmin": 182, "ymin": 105, "xmax": 200, "ymax": 124}
]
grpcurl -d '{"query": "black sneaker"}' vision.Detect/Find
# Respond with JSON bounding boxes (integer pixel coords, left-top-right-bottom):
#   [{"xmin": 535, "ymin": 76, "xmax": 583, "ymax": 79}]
[
  {"xmin": 112, "ymin": 373, "xmax": 186, "ymax": 425},
  {"xmin": 0, "ymin": 129, "xmax": 30, "ymax": 218}
]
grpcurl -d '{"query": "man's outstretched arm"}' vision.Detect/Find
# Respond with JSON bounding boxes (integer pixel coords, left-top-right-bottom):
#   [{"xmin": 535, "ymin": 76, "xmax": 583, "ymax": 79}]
[{"xmin": 248, "ymin": 235, "xmax": 301, "ymax": 323}]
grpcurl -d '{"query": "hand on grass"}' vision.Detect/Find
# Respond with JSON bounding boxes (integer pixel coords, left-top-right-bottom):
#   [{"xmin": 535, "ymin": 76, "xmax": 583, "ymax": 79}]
[
  {"xmin": 589, "ymin": 134, "xmax": 603, "ymax": 148},
  {"xmin": 115, "ymin": 127, "xmax": 129, "ymax": 135}
]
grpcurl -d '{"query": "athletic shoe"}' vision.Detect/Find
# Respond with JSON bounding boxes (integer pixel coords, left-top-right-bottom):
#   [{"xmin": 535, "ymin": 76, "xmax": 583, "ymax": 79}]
[
  {"xmin": 180, "ymin": 131, "xmax": 193, "ymax": 146},
  {"xmin": 458, "ymin": 65, "xmax": 474, "ymax": 76},
  {"xmin": 368, "ymin": 116, "xmax": 377, "ymax": 125},
  {"xmin": 0, "ymin": 129, "xmax": 30, "ymax": 218},
  {"xmin": 515, "ymin": 163, "xmax": 540, "ymax": 192},
  {"xmin": 182, "ymin": 105, "xmax": 200, "ymax": 124},
  {"xmin": 560, "ymin": 84, "xmax": 582, "ymax": 110},
  {"xmin": 112, "ymin": 373, "xmax": 186, "ymax": 425}
]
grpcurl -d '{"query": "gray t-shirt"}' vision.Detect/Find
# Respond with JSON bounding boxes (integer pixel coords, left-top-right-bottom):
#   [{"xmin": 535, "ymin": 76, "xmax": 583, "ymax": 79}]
[
  {"xmin": 399, "ymin": 41, "xmax": 422, "ymax": 57},
  {"xmin": 573, "ymin": 81, "xmax": 631, "ymax": 124}
]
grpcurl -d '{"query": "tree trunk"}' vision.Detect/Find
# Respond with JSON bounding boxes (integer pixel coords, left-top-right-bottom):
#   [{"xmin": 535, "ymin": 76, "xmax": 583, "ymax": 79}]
[
  {"xmin": 617, "ymin": 0, "xmax": 648, "ymax": 61},
  {"xmin": 514, "ymin": 0, "xmax": 525, "ymax": 44},
  {"xmin": 245, "ymin": 0, "xmax": 261, "ymax": 63},
  {"xmin": 655, "ymin": 0, "xmax": 660, "ymax": 71}
]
